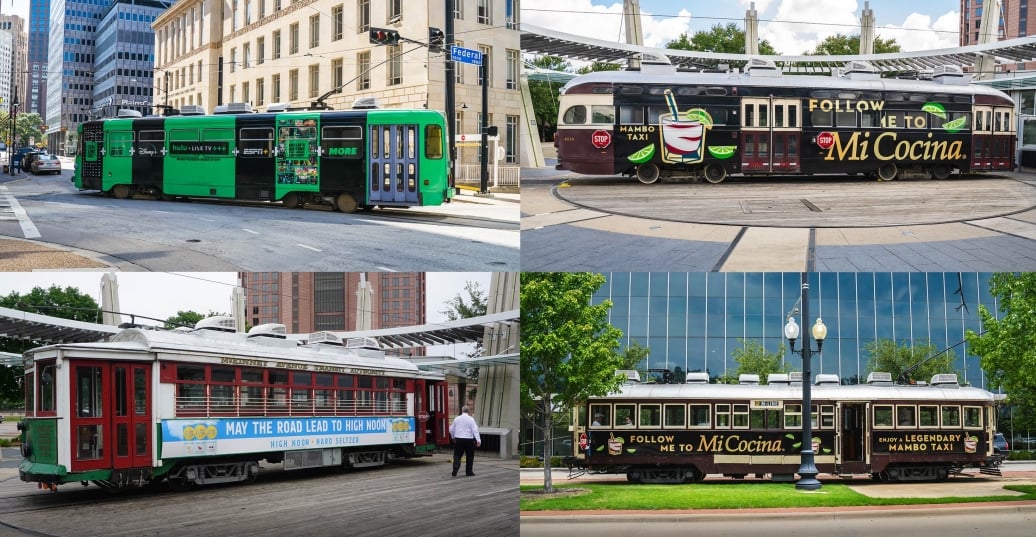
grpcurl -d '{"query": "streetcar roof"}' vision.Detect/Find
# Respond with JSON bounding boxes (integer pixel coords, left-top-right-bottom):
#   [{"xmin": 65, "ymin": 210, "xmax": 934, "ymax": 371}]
[
  {"xmin": 589, "ymin": 381, "xmax": 997, "ymax": 403},
  {"xmin": 24, "ymin": 327, "xmax": 434, "ymax": 378},
  {"xmin": 560, "ymin": 68, "xmax": 1011, "ymax": 102}
]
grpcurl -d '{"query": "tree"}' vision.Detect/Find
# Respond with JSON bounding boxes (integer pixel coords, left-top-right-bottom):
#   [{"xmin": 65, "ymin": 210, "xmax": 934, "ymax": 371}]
[
  {"xmin": 163, "ymin": 310, "xmax": 210, "ymax": 330},
  {"xmin": 576, "ymin": 62, "xmax": 621, "ymax": 75},
  {"xmin": 1, "ymin": 112, "xmax": 47, "ymax": 149},
  {"xmin": 966, "ymin": 273, "xmax": 1036, "ymax": 408},
  {"xmin": 732, "ymin": 339, "xmax": 789, "ymax": 382},
  {"xmin": 0, "ymin": 286, "xmax": 102, "ymax": 407},
  {"xmin": 618, "ymin": 340, "xmax": 650, "ymax": 369},
  {"xmin": 864, "ymin": 339, "xmax": 957, "ymax": 383},
  {"xmin": 809, "ymin": 33, "xmax": 901, "ymax": 55},
  {"xmin": 527, "ymin": 55, "xmax": 572, "ymax": 142},
  {"xmin": 520, "ymin": 272, "xmax": 624, "ymax": 493},
  {"xmin": 439, "ymin": 281, "xmax": 489, "ymax": 388},
  {"xmin": 666, "ymin": 23, "xmax": 779, "ymax": 55}
]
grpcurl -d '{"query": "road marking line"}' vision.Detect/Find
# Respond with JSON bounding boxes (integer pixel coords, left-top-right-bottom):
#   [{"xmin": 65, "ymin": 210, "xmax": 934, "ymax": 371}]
[
  {"xmin": 296, "ymin": 243, "xmax": 322, "ymax": 252},
  {"xmin": 0, "ymin": 188, "xmax": 41, "ymax": 239},
  {"xmin": 242, "ymin": 228, "xmax": 259, "ymax": 234},
  {"xmin": 376, "ymin": 266, "xmax": 397, "ymax": 272}
]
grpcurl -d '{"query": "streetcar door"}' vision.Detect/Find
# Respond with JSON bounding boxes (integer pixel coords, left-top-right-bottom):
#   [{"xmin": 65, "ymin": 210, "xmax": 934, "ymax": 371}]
[
  {"xmin": 69, "ymin": 361, "xmax": 109, "ymax": 472},
  {"xmin": 78, "ymin": 122, "xmax": 105, "ymax": 190},
  {"xmin": 838, "ymin": 402, "xmax": 866, "ymax": 470},
  {"xmin": 413, "ymin": 379, "xmax": 429, "ymax": 449},
  {"xmin": 111, "ymin": 364, "xmax": 152, "ymax": 470},
  {"xmin": 973, "ymin": 105, "xmax": 993, "ymax": 169},
  {"xmin": 740, "ymin": 98, "xmax": 801, "ymax": 173},
  {"xmin": 369, "ymin": 124, "xmax": 420, "ymax": 205}
]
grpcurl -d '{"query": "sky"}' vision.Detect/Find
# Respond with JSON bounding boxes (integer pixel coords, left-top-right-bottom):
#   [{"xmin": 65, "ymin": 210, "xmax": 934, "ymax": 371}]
[
  {"xmin": 0, "ymin": 272, "xmax": 494, "ymax": 332},
  {"xmin": 521, "ymin": 0, "xmax": 965, "ymax": 55}
]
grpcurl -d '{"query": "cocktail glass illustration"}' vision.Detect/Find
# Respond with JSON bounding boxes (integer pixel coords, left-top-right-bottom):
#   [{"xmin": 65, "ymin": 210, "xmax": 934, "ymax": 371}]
[{"xmin": 659, "ymin": 89, "xmax": 706, "ymax": 164}]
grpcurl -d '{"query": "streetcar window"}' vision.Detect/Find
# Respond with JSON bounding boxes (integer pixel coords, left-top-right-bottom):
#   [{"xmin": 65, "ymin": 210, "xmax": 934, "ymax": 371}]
[
  {"xmin": 787, "ymin": 104, "xmax": 798, "ymax": 128},
  {"xmin": 873, "ymin": 405, "xmax": 894, "ymax": 428},
  {"xmin": 139, "ymin": 129, "xmax": 165, "ymax": 158},
  {"xmin": 618, "ymin": 86, "xmax": 643, "ymax": 95},
  {"xmin": 591, "ymin": 105, "xmax": 615, "ymax": 124},
  {"xmin": 811, "ymin": 109, "xmax": 833, "ymax": 127},
  {"xmin": 918, "ymin": 405, "xmax": 939, "ymax": 427},
  {"xmin": 619, "ymin": 106, "xmax": 645, "ymax": 124},
  {"xmin": 820, "ymin": 405, "xmax": 834, "ymax": 429},
  {"xmin": 77, "ymin": 366, "xmax": 104, "ymax": 418},
  {"xmin": 590, "ymin": 405, "xmax": 611, "ymax": 426},
  {"xmin": 38, "ymin": 362, "xmax": 56, "ymax": 413},
  {"xmin": 716, "ymin": 404, "xmax": 731, "ymax": 428},
  {"xmin": 810, "ymin": 90, "xmax": 832, "ymax": 99},
  {"xmin": 212, "ymin": 367, "xmax": 235, "ymax": 383},
  {"xmin": 115, "ymin": 367, "xmax": 127, "ymax": 417},
  {"xmin": 241, "ymin": 368, "xmax": 264, "ymax": 383},
  {"xmin": 941, "ymin": 405, "xmax": 961, "ymax": 427},
  {"xmin": 562, "ymin": 105, "xmax": 587, "ymax": 124},
  {"xmin": 750, "ymin": 409, "xmax": 781, "ymax": 429},
  {"xmin": 946, "ymin": 111, "xmax": 970, "ymax": 131},
  {"xmin": 861, "ymin": 110, "xmax": 881, "ymax": 128},
  {"xmin": 885, "ymin": 92, "xmax": 906, "ymax": 102},
  {"xmin": 639, "ymin": 404, "xmax": 661, "ymax": 427},
  {"xmin": 647, "ymin": 106, "xmax": 668, "ymax": 124},
  {"xmin": 676, "ymin": 87, "xmax": 703, "ymax": 96},
  {"xmin": 690, "ymin": 404, "xmax": 710, "ymax": 427},
  {"xmin": 785, "ymin": 403, "xmax": 802, "ymax": 428},
  {"xmin": 25, "ymin": 371, "xmax": 35, "ymax": 415},
  {"xmin": 169, "ymin": 128, "xmax": 200, "ymax": 143},
  {"xmin": 963, "ymin": 406, "xmax": 983, "ymax": 428},
  {"xmin": 663, "ymin": 404, "xmax": 685, "ymax": 428},
  {"xmin": 203, "ymin": 128, "xmax": 235, "ymax": 142},
  {"xmin": 896, "ymin": 405, "xmax": 916, "ymax": 428},
  {"xmin": 953, "ymin": 95, "xmax": 972, "ymax": 104},
  {"xmin": 337, "ymin": 387, "xmax": 355, "ymax": 413},
  {"xmin": 407, "ymin": 126, "xmax": 416, "ymax": 159},
  {"xmin": 425, "ymin": 125, "xmax": 443, "ymax": 159},
  {"xmin": 909, "ymin": 94, "xmax": 930, "ymax": 103},
  {"xmin": 707, "ymin": 107, "xmax": 730, "ymax": 125},
  {"xmin": 615, "ymin": 404, "xmax": 636, "ymax": 427},
  {"xmin": 357, "ymin": 376, "xmax": 373, "ymax": 389},
  {"xmin": 835, "ymin": 111, "xmax": 856, "ymax": 127},
  {"xmin": 77, "ymin": 424, "xmax": 103, "ymax": 461},
  {"xmin": 107, "ymin": 129, "xmax": 134, "ymax": 158},
  {"xmin": 239, "ymin": 127, "xmax": 274, "ymax": 158},
  {"xmin": 323, "ymin": 125, "xmax": 362, "ymax": 139}
]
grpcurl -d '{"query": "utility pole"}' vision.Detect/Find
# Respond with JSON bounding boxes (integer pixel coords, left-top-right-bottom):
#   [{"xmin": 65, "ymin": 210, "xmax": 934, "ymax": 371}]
[
  {"xmin": 479, "ymin": 60, "xmax": 489, "ymax": 194},
  {"xmin": 445, "ymin": 0, "xmax": 457, "ymax": 190}
]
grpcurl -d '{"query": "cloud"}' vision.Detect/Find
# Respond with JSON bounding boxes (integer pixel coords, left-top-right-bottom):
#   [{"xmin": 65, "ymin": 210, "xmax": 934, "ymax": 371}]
[
  {"xmin": 876, "ymin": 11, "xmax": 961, "ymax": 52},
  {"xmin": 521, "ymin": 0, "xmax": 692, "ymax": 48}
]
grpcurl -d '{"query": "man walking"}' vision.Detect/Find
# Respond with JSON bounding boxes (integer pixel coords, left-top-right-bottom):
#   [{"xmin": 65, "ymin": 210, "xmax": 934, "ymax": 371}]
[{"xmin": 449, "ymin": 406, "xmax": 481, "ymax": 477}]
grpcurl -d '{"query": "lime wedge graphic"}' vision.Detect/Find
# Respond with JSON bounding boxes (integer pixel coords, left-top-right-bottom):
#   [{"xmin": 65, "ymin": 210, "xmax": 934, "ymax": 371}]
[
  {"xmin": 942, "ymin": 115, "xmax": 968, "ymax": 133},
  {"xmin": 707, "ymin": 145, "xmax": 737, "ymax": 160},
  {"xmin": 685, "ymin": 108, "xmax": 714, "ymax": 128},
  {"xmin": 922, "ymin": 102, "xmax": 947, "ymax": 119},
  {"xmin": 628, "ymin": 144, "xmax": 656, "ymax": 164},
  {"xmin": 626, "ymin": 448, "xmax": 637, "ymax": 454}
]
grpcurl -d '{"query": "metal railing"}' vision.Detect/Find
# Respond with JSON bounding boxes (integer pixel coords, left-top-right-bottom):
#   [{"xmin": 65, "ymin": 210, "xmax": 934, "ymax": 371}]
[{"xmin": 455, "ymin": 164, "xmax": 521, "ymax": 188}]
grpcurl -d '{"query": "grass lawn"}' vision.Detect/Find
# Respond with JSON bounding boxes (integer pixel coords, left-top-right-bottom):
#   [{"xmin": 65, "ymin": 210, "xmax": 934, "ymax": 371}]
[{"xmin": 519, "ymin": 482, "xmax": 1036, "ymax": 511}]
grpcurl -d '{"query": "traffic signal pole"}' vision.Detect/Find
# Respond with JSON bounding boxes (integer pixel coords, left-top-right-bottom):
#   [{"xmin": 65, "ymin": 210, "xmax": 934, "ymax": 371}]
[
  {"xmin": 445, "ymin": 0, "xmax": 457, "ymax": 190},
  {"xmin": 480, "ymin": 61, "xmax": 489, "ymax": 195}
]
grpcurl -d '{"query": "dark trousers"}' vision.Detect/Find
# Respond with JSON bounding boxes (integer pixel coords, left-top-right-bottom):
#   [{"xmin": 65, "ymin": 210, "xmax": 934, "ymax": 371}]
[{"xmin": 452, "ymin": 437, "xmax": 476, "ymax": 475}]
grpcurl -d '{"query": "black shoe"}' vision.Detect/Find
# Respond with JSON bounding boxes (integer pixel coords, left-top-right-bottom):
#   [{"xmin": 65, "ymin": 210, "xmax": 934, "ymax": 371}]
[
  {"xmin": 466, "ymin": 473, "xmax": 475, "ymax": 476},
  {"xmin": 452, "ymin": 470, "xmax": 457, "ymax": 477}
]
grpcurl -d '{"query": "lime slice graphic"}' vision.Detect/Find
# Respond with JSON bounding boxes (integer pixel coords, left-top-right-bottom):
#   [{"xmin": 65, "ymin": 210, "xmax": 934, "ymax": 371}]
[
  {"xmin": 922, "ymin": 102, "xmax": 947, "ymax": 119},
  {"xmin": 685, "ymin": 108, "xmax": 714, "ymax": 128},
  {"xmin": 626, "ymin": 448, "xmax": 637, "ymax": 454},
  {"xmin": 942, "ymin": 115, "xmax": 968, "ymax": 133},
  {"xmin": 628, "ymin": 144, "xmax": 656, "ymax": 164},
  {"xmin": 707, "ymin": 145, "xmax": 737, "ymax": 160}
]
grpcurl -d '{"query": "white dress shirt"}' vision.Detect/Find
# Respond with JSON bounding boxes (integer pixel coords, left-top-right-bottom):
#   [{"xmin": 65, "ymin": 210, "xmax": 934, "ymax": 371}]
[{"xmin": 449, "ymin": 412, "xmax": 481, "ymax": 443}]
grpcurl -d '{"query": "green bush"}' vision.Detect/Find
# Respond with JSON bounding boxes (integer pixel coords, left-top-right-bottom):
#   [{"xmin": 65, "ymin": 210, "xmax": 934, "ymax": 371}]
[
  {"xmin": 519, "ymin": 455, "xmax": 542, "ymax": 468},
  {"xmin": 1008, "ymin": 450, "xmax": 1034, "ymax": 460}
]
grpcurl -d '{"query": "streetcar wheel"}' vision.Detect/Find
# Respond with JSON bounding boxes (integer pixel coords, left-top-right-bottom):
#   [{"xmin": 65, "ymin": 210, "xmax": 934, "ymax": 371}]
[
  {"xmin": 282, "ymin": 192, "xmax": 302, "ymax": 209},
  {"xmin": 930, "ymin": 165, "xmax": 952, "ymax": 180},
  {"xmin": 111, "ymin": 184, "xmax": 131, "ymax": 199},
  {"xmin": 635, "ymin": 163, "xmax": 660, "ymax": 184},
  {"xmin": 167, "ymin": 476, "xmax": 194, "ymax": 492},
  {"xmin": 335, "ymin": 193, "xmax": 359, "ymax": 213},
  {"xmin": 876, "ymin": 163, "xmax": 898, "ymax": 181},
  {"xmin": 704, "ymin": 164, "xmax": 727, "ymax": 184}
]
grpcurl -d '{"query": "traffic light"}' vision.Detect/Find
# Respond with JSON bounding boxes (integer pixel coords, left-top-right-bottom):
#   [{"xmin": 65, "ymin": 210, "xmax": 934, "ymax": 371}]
[
  {"xmin": 485, "ymin": 125, "xmax": 498, "ymax": 137},
  {"xmin": 369, "ymin": 27, "xmax": 400, "ymax": 46},
  {"xmin": 428, "ymin": 27, "xmax": 445, "ymax": 53}
]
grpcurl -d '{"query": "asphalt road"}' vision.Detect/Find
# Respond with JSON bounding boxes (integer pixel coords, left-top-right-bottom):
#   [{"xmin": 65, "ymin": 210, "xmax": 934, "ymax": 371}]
[{"xmin": 0, "ymin": 162, "xmax": 519, "ymax": 271}]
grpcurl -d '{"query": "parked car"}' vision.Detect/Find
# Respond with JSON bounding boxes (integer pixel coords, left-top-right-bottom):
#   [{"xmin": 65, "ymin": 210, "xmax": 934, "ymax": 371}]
[
  {"xmin": 993, "ymin": 432, "xmax": 1010, "ymax": 458},
  {"xmin": 31, "ymin": 154, "xmax": 62, "ymax": 175},
  {"xmin": 20, "ymin": 152, "xmax": 40, "ymax": 172}
]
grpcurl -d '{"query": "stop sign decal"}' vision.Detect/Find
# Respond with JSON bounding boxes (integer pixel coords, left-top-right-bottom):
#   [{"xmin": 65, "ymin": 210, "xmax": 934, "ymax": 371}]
[
  {"xmin": 816, "ymin": 131, "xmax": 834, "ymax": 149},
  {"xmin": 578, "ymin": 433, "xmax": 588, "ymax": 450},
  {"xmin": 591, "ymin": 130, "xmax": 611, "ymax": 149}
]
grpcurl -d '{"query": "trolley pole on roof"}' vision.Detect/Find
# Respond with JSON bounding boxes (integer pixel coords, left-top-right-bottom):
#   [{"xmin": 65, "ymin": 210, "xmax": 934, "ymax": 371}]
[{"xmin": 784, "ymin": 272, "xmax": 827, "ymax": 491}]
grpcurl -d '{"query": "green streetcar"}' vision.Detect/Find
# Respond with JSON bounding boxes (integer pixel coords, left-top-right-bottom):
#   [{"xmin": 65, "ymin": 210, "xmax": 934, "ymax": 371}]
[{"xmin": 74, "ymin": 104, "xmax": 453, "ymax": 213}]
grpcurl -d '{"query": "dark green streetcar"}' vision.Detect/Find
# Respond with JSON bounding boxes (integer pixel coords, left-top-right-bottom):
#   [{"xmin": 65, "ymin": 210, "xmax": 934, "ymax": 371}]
[{"xmin": 74, "ymin": 105, "xmax": 453, "ymax": 213}]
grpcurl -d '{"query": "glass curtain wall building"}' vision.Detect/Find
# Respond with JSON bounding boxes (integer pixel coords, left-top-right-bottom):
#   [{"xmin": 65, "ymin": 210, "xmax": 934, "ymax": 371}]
[{"xmin": 594, "ymin": 272, "xmax": 999, "ymax": 389}]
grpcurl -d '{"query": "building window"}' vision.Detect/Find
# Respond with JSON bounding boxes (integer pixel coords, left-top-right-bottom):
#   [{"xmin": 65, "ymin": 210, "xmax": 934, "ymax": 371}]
[
  {"xmin": 289, "ymin": 68, "xmax": 299, "ymax": 101},
  {"xmin": 273, "ymin": 30, "xmax": 281, "ymax": 59},
  {"xmin": 478, "ymin": 45, "xmax": 491, "ymax": 87},
  {"xmin": 388, "ymin": 0, "xmax": 402, "ymax": 23},
  {"xmin": 387, "ymin": 44, "xmax": 402, "ymax": 86},
  {"xmin": 506, "ymin": 49, "xmax": 519, "ymax": 90},
  {"xmin": 242, "ymin": 81, "xmax": 250, "ymax": 104},
  {"xmin": 477, "ymin": 0, "xmax": 491, "ymax": 25},
  {"xmin": 244, "ymin": 43, "xmax": 251, "ymax": 68},
  {"xmin": 259, "ymin": 0, "xmax": 266, "ymax": 19},
  {"xmin": 257, "ymin": 77, "xmax": 265, "ymax": 106},
  {"xmin": 309, "ymin": 64, "xmax": 320, "ymax": 99},
  {"xmin": 257, "ymin": 37, "xmax": 265, "ymax": 65},
  {"xmin": 229, "ymin": 84, "xmax": 236, "ymax": 102},
  {"xmin": 357, "ymin": 51, "xmax": 370, "ymax": 90},
  {"xmin": 290, "ymin": 22, "xmax": 300, "ymax": 55},
  {"xmin": 332, "ymin": 58, "xmax": 343, "ymax": 91},
  {"xmin": 455, "ymin": 0, "xmax": 464, "ymax": 19},
  {"xmin": 272, "ymin": 73, "xmax": 281, "ymax": 102},
  {"xmin": 505, "ymin": 115, "xmax": 518, "ymax": 163},
  {"xmin": 332, "ymin": 5, "xmax": 344, "ymax": 41},
  {"xmin": 358, "ymin": 0, "xmax": 370, "ymax": 33},
  {"xmin": 309, "ymin": 14, "xmax": 320, "ymax": 49},
  {"xmin": 230, "ymin": 48, "xmax": 237, "ymax": 73}
]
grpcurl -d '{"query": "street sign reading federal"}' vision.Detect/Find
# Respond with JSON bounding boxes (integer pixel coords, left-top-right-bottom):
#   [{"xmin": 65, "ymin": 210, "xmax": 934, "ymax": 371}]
[{"xmin": 450, "ymin": 46, "xmax": 483, "ymax": 66}]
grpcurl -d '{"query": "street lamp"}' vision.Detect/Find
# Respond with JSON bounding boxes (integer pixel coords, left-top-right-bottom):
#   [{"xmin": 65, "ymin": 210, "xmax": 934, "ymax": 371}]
[{"xmin": 784, "ymin": 273, "xmax": 827, "ymax": 491}]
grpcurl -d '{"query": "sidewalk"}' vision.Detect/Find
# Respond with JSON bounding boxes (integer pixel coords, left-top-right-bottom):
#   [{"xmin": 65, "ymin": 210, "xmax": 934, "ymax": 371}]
[{"xmin": 0, "ymin": 236, "xmax": 112, "ymax": 271}]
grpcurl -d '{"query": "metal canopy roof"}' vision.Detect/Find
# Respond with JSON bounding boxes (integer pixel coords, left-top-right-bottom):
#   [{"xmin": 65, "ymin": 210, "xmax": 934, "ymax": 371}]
[
  {"xmin": 333, "ymin": 310, "xmax": 519, "ymax": 350},
  {"xmin": 412, "ymin": 352, "xmax": 520, "ymax": 374},
  {"xmin": 520, "ymin": 23, "xmax": 1036, "ymax": 75},
  {"xmin": 0, "ymin": 306, "xmax": 120, "ymax": 344}
]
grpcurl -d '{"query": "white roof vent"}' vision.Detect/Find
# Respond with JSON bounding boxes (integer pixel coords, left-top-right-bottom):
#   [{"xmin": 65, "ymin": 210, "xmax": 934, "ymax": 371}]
[
  {"xmin": 745, "ymin": 57, "xmax": 780, "ymax": 77},
  {"xmin": 767, "ymin": 373, "xmax": 790, "ymax": 385},
  {"xmin": 194, "ymin": 316, "xmax": 237, "ymax": 332},
  {"xmin": 214, "ymin": 102, "xmax": 254, "ymax": 114},
  {"xmin": 345, "ymin": 337, "xmax": 381, "ymax": 351},
  {"xmin": 616, "ymin": 369, "xmax": 641, "ymax": 383},
  {"xmin": 685, "ymin": 372, "xmax": 710, "ymax": 384},
  {"xmin": 933, "ymin": 65, "xmax": 969, "ymax": 85},
  {"xmin": 738, "ymin": 374, "xmax": 760, "ymax": 385},
  {"xmin": 117, "ymin": 109, "xmax": 143, "ymax": 118},
  {"xmin": 815, "ymin": 373, "xmax": 840, "ymax": 386},
  {"xmin": 265, "ymin": 102, "xmax": 290, "ymax": 113},
  {"xmin": 843, "ymin": 60, "xmax": 880, "ymax": 80},
  {"xmin": 352, "ymin": 97, "xmax": 380, "ymax": 109},
  {"xmin": 789, "ymin": 371, "xmax": 803, "ymax": 385},
  {"xmin": 307, "ymin": 331, "xmax": 342, "ymax": 346},
  {"xmin": 866, "ymin": 371, "xmax": 894, "ymax": 386},
  {"xmin": 247, "ymin": 323, "xmax": 287, "ymax": 339},
  {"xmin": 178, "ymin": 105, "xmax": 206, "ymax": 116},
  {"xmin": 930, "ymin": 373, "xmax": 960, "ymax": 388}
]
